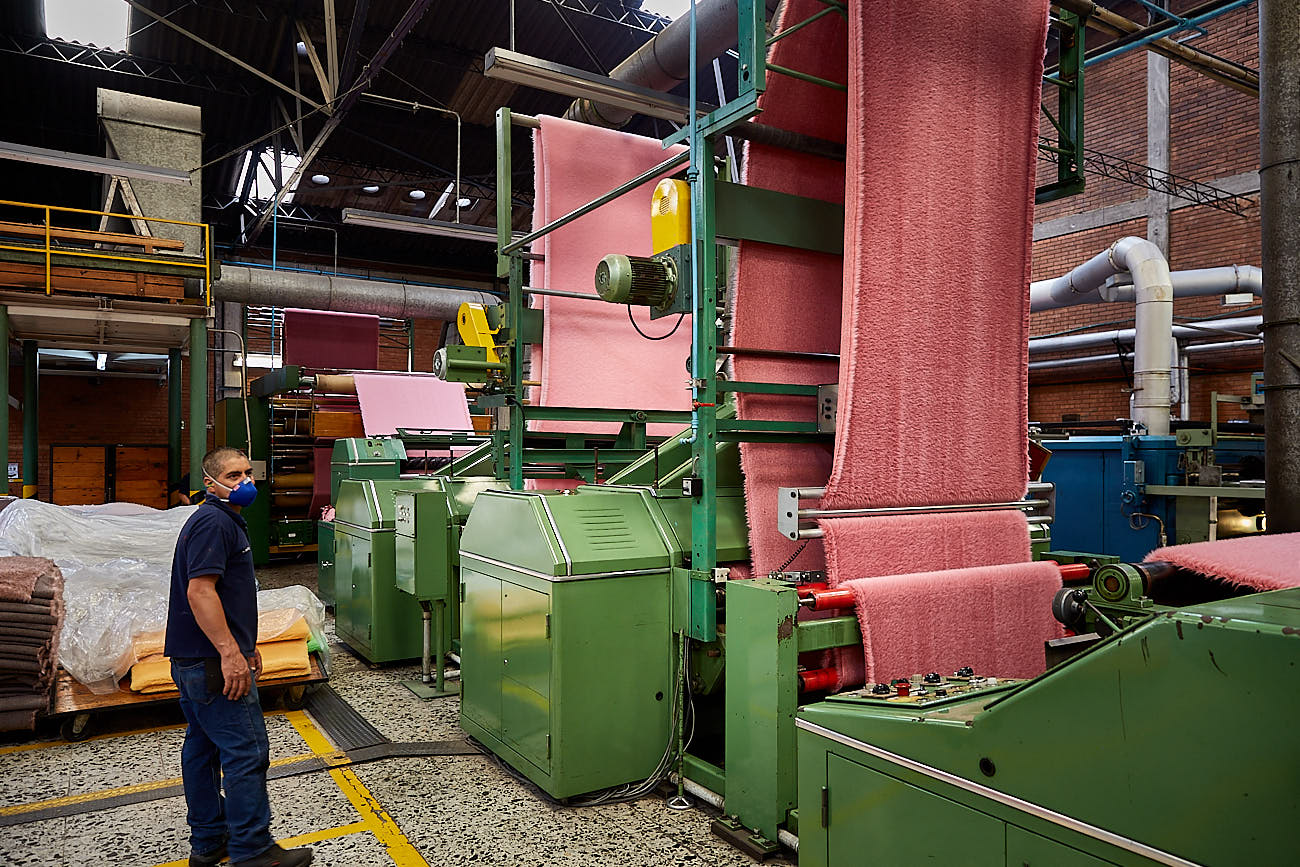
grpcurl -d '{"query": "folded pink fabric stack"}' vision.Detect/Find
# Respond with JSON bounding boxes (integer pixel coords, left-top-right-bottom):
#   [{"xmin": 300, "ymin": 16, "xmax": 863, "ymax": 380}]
[
  {"xmin": 1144, "ymin": 533, "xmax": 1300, "ymax": 591},
  {"xmin": 0, "ymin": 556, "xmax": 65, "ymax": 732}
]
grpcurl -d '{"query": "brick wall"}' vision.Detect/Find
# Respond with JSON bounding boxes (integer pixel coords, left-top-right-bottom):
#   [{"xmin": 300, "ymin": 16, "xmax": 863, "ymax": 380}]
[{"xmin": 1029, "ymin": 3, "xmax": 1262, "ymax": 425}]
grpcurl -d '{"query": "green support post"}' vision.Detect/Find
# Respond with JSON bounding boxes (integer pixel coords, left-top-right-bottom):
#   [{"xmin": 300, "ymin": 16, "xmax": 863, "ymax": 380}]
[
  {"xmin": 495, "ymin": 107, "xmax": 527, "ymax": 491},
  {"xmin": 22, "ymin": 340, "xmax": 37, "ymax": 499},
  {"xmin": 687, "ymin": 121, "xmax": 719, "ymax": 641},
  {"xmin": 724, "ymin": 579, "xmax": 801, "ymax": 843},
  {"xmin": 0, "ymin": 307, "xmax": 7, "ymax": 496},
  {"xmin": 189, "ymin": 318, "xmax": 207, "ymax": 495},
  {"xmin": 168, "ymin": 348, "xmax": 182, "ymax": 496}
]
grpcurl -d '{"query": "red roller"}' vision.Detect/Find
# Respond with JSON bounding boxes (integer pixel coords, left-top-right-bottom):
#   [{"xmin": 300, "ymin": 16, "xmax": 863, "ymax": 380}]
[
  {"xmin": 795, "ymin": 582, "xmax": 830, "ymax": 597},
  {"xmin": 803, "ymin": 588, "xmax": 857, "ymax": 611},
  {"xmin": 799, "ymin": 668, "xmax": 839, "ymax": 692},
  {"xmin": 1055, "ymin": 562, "xmax": 1092, "ymax": 582}
]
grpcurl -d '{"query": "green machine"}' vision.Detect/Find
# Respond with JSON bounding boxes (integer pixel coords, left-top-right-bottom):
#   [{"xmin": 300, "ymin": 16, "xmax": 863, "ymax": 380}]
[
  {"xmin": 452, "ymin": 0, "xmax": 1091, "ymax": 851},
  {"xmin": 458, "ymin": 460, "xmax": 750, "ymax": 800},
  {"xmin": 394, "ymin": 477, "xmax": 501, "ymax": 698},
  {"xmin": 317, "ymin": 436, "xmax": 406, "ymax": 608},
  {"xmin": 217, "ymin": 365, "xmax": 326, "ymax": 565},
  {"xmin": 333, "ymin": 476, "xmax": 446, "ymax": 664},
  {"xmin": 796, "ymin": 587, "xmax": 1300, "ymax": 866}
]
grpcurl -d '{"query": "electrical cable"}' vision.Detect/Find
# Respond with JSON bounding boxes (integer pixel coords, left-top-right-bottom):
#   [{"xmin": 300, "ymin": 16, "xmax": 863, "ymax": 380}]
[{"xmin": 628, "ymin": 305, "xmax": 686, "ymax": 341}]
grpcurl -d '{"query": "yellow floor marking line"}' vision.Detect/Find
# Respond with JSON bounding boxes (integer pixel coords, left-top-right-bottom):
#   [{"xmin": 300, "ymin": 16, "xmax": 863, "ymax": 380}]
[
  {"xmin": 0, "ymin": 710, "xmax": 288, "ymax": 756},
  {"xmin": 148, "ymin": 820, "xmax": 370, "ymax": 867},
  {"xmin": 0, "ymin": 752, "xmax": 317, "ymax": 817},
  {"xmin": 286, "ymin": 710, "xmax": 430, "ymax": 867}
]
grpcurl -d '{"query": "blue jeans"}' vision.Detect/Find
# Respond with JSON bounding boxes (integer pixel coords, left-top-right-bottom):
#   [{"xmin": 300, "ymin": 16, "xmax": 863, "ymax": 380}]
[{"xmin": 172, "ymin": 658, "xmax": 275, "ymax": 862}]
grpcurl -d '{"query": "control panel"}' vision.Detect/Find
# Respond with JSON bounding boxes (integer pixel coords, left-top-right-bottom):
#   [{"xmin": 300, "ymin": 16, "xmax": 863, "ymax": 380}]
[{"xmin": 835, "ymin": 667, "xmax": 1022, "ymax": 708}]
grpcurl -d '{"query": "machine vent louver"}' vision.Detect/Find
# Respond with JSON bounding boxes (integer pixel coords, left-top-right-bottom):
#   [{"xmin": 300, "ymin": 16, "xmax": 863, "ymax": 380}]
[{"xmin": 574, "ymin": 507, "xmax": 635, "ymax": 550}]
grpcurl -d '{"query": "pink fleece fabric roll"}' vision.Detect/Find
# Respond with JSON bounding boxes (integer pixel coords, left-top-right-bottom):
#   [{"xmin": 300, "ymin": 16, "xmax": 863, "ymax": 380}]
[
  {"xmin": 352, "ymin": 374, "xmax": 473, "ymax": 437},
  {"xmin": 843, "ymin": 561, "xmax": 1064, "ymax": 685},
  {"xmin": 1145, "ymin": 533, "xmax": 1300, "ymax": 591},
  {"xmin": 529, "ymin": 117, "xmax": 691, "ymax": 438}
]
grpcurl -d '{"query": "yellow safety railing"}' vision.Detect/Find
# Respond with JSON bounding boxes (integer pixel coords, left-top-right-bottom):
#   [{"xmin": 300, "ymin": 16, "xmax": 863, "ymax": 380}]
[{"xmin": 0, "ymin": 198, "xmax": 212, "ymax": 305}]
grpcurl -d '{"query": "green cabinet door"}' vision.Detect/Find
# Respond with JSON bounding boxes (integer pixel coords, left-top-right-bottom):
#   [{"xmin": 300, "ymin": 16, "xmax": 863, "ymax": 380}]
[
  {"xmin": 334, "ymin": 531, "xmax": 356, "ymax": 638},
  {"xmin": 501, "ymin": 581, "xmax": 551, "ymax": 770},
  {"xmin": 1006, "ymin": 826, "xmax": 1117, "ymax": 867},
  {"xmin": 826, "ymin": 753, "xmax": 1004, "ymax": 866},
  {"xmin": 461, "ymin": 568, "xmax": 503, "ymax": 734}
]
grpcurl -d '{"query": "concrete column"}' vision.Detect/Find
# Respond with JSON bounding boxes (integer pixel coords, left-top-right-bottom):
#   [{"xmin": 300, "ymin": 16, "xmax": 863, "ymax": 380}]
[
  {"xmin": 168, "ymin": 347, "xmax": 182, "ymax": 495},
  {"xmin": 1146, "ymin": 51, "xmax": 1172, "ymax": 256},
  {"xmin": 1261, "ymin": 0, "xmax": 1300, "ymax": 533},
  {"xmin": 21, "ymin": 341, "xmax": 37, "ymax": 499},
  {"xmin": 189, "ymin": 319, "xmax": 207, "ymax": 490}
]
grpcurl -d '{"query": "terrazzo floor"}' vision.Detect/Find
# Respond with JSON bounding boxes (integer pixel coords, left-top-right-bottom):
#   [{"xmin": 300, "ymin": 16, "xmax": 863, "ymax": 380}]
[{"xmin": 0, "ymin": 563, "xmax": 794, "ymax": 867}]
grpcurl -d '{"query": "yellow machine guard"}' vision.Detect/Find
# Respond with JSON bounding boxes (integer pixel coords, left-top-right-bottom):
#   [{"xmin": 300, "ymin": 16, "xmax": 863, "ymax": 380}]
[
  {"xmin": 651, "ymin": 179, "xmax": 691, "ymax": 255},
  {"xmin": 457, "ymin": 303, "xmax": 501, "ymax": 364}
]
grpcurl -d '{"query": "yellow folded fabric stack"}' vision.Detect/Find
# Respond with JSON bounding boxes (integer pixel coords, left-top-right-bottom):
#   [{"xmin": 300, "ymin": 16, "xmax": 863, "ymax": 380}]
[{"xmin": 126, "ymin": 609, "xmax": 314, "ymax": 694}]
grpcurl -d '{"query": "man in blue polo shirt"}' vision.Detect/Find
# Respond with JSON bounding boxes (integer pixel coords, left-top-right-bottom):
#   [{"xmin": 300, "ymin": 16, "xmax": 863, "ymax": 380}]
[{"xmin": 165, "ymin": 446, "xmax": 313, "ymax": 867}]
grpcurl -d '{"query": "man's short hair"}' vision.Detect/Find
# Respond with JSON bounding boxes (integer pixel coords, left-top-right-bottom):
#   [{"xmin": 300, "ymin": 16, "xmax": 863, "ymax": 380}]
[{"xmin": 202, "ymin": 446, "xmax": 249, "ymax": 481}]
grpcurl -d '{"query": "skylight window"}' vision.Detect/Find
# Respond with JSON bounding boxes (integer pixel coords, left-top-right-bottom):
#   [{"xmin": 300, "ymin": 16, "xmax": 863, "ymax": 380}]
[
  {"xmin": 231, "ymin": 149, "xmax": 304, "ymax": 202},
  {"xmin": 640, "ymin": 0, "xmax": 692, "ymax": 20},
  {"xmin": 44, "ymin": 0, "xmax": 129, "ymax": 50}
]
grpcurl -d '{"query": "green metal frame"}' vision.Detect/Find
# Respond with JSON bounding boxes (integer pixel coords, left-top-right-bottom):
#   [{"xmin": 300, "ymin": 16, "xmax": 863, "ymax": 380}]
[{"xmin": 481, "ymin": 0, "xmax": 1090, "ymax": 845}]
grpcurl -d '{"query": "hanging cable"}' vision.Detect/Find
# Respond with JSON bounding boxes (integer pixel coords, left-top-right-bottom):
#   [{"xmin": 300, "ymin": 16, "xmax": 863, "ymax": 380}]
[{"xmin": 629, "ymin": 306, "xmax": 686, "ymax": 341}]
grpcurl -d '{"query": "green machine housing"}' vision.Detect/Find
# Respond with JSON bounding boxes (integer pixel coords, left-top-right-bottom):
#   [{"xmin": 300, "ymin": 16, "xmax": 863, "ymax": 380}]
[
  {"xmin": 458, "ymin": 477, "xmax": 748, "ymax": 800},
  {"xmin": 796, "ymin": 589, "xmax": 1300, "ymax": 866},
  {"xmin": 318, "ymin": 437, "xmax": 406, "ymax": 607}
]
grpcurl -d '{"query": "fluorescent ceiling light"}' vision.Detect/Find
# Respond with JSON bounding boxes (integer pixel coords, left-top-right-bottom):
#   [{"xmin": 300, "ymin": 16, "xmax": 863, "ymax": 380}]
[
  {"xmin": 95, "ymin": 352, "xmax": 107, "ymax": 371},
  {"xmin": 408, "ymin": 189, "xmax": 427, "ymax": 201},
  {"xmin": 361, "ymin": 185, "xmax": 380, "ymax": 194},
  {"xmin": 0, "ymin": 140, "xmax": 190, "ymax": 185},
  {"xmin": 45, "ymin": 0, "xmax": 129, "ymax": 50},
  {"xmin": 484, "ymin": 48, "xmax": 714, "ymax": 123},
  {"xmin": 342, "ymin": 208, "xmax": 526, "ymax": 244},
  {"xmin": 310, "ymin": 174, "xmax": 330, "ymax": 185}
]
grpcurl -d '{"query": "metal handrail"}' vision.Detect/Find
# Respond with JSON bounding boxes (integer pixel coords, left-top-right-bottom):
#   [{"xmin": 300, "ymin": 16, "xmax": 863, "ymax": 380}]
[{"xmin": 0, "ymin": 198, "xmax": 212, "ymax": 303}]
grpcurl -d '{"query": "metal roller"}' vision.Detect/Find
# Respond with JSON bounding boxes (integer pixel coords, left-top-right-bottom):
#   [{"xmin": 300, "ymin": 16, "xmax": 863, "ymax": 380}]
[
  {"xmin": 313, "ymin": 374, "xmax": 357, "ymax": 394},
  {"xmin": 270, "ymin": 473, "xmax": 315, "ymax": 490}
]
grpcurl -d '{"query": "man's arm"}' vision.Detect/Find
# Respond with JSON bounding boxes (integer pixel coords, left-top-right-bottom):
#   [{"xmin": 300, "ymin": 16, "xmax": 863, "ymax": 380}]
[{"xmin": 186, "ymin": 576, "xmax": 252, "ymax": 700}]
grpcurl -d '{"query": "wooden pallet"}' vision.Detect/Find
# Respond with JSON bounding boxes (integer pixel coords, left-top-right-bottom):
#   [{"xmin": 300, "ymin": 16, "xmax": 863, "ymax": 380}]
[{"xmin": 50, "ymin": 653, "xmax": 327, "ymax": 720}]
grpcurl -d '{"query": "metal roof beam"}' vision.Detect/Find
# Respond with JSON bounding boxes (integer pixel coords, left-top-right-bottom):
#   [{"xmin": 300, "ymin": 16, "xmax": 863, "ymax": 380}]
[
  {"xmin": 242, "ymin": 0, "xmax": 437, "ymax": 245},
  {"xmin": 124, "ymin": 0, "xmax": 325, "ymax": 110},
  {"xmin": 0, "ymin": 33, "xmax": 258, "ymax": 97}
]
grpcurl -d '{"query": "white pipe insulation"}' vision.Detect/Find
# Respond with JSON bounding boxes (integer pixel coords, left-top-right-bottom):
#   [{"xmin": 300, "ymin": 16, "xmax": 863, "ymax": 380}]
[
  {"xmin": 1029, "ymin": 237, "xmax": 1175, "ymax": 435},
  {"xmin": 1030, "ymin": 264, "xmax": 1261, "ymax": 311}
]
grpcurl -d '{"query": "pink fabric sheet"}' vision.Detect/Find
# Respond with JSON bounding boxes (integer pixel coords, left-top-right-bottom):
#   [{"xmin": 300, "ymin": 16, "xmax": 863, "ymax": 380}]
[
  {"xmin": 731, "ymin": 0, "xmax": 847, "ymax": 578},
  {"xmin": 1145, "ymin": 533, "xmax": 1300, "ymax": 591},
  {"xmin": 824, "ymin": 0, "xmax": 1047, "ymax": 509},
  {"xmin": 844, "ymin": 561, "xmax": 1064, "ymax": 684},
  {"xmin": 731, "ymin": 0, "xmax": 1052, "ymax": 687},
  {"xmin": 529, "ymin": 117, "xmax": 691, "ymax": 438},
  {"xmin": 282, "ymin": 308, "xmax": 379, "ymax": 371},
  {"xmin": 352, "ymin": 374, "xmax": 472, "ymax": 437}
]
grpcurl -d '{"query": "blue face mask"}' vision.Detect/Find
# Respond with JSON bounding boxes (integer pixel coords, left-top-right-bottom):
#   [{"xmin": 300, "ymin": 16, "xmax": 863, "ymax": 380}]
[{"xmin": 212, "ymin": 476, "xmax": 258, "ymax": 507}]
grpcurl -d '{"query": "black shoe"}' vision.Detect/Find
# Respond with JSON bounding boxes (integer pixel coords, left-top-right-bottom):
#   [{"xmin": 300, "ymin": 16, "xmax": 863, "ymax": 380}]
[
  {"xmin": 189, "ymin": 842, "xmax": 228, "ymax": 866},
  {"xmin": 232, "ymin": 843, "xmax": 314, "ymax": 867}
]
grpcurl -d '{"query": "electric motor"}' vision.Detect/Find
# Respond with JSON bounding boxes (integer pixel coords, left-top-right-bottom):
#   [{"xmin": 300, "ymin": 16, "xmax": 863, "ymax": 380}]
[{"xmin": 595, "ymin": 253, "xmax": 677, "ymax": 309}]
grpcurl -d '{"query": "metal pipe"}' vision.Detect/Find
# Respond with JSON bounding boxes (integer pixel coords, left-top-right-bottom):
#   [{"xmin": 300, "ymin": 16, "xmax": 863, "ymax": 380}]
[
  {"xmin": 1029, "ymin": 338, "xmax": 1262, "ymax": 372},
  {"xmin": 168, "ymin": 348, "xmax": 182, "ymax": 495},
  {"xmin": 213, "ymin": 265, "xmax": 492, "ymax": 320},
  {"xmin": 1030, "ymin": 315, "xmax": 1262, "ymax": 355},
  {"xmin": 1261, "ymin": 0, "xmax": 1300, "ymax": 533},
  {"xmin": 420, "ymin": 601, "xmax": 432, "ymax": 684},
  {"xmin": 1032, "ymin": 265, "xmax": 1262, "ymax": 311},
  {"xmin": 189, "ymin": 318, "xmax": 207, "ymax": 494},
  {"xmin": 0, "ymin": 308, "xmax": 7, "ymax": 495},
  {"xmin": 21, "ymin": 340, "xmax": 36, "ymax": 499},
  {"xmin": 564, "ymin": 0, "xmax": 780, "ymax": 128}
]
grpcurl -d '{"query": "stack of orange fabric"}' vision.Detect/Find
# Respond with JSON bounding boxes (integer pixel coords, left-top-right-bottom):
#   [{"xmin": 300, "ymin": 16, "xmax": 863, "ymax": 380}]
[{"xmin": 127, "ymin": 609, "xmax": 313, "ymax": 694}]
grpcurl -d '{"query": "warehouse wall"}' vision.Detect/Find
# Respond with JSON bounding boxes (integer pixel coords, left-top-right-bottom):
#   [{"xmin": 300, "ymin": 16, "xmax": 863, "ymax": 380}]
[
  {"xmin": 1029, "ymin": 3, "xmax": 1261, "ymax": 425},
  {"xmin": 4, "ymin": 316, "xmax": 446, "ymax": 504}
]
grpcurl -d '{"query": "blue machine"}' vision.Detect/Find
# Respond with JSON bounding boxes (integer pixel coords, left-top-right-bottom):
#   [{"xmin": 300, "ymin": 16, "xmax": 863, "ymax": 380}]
[{"xmin": 1041, "ymin": 430, "xmax": 1265, "ymax": 561}]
